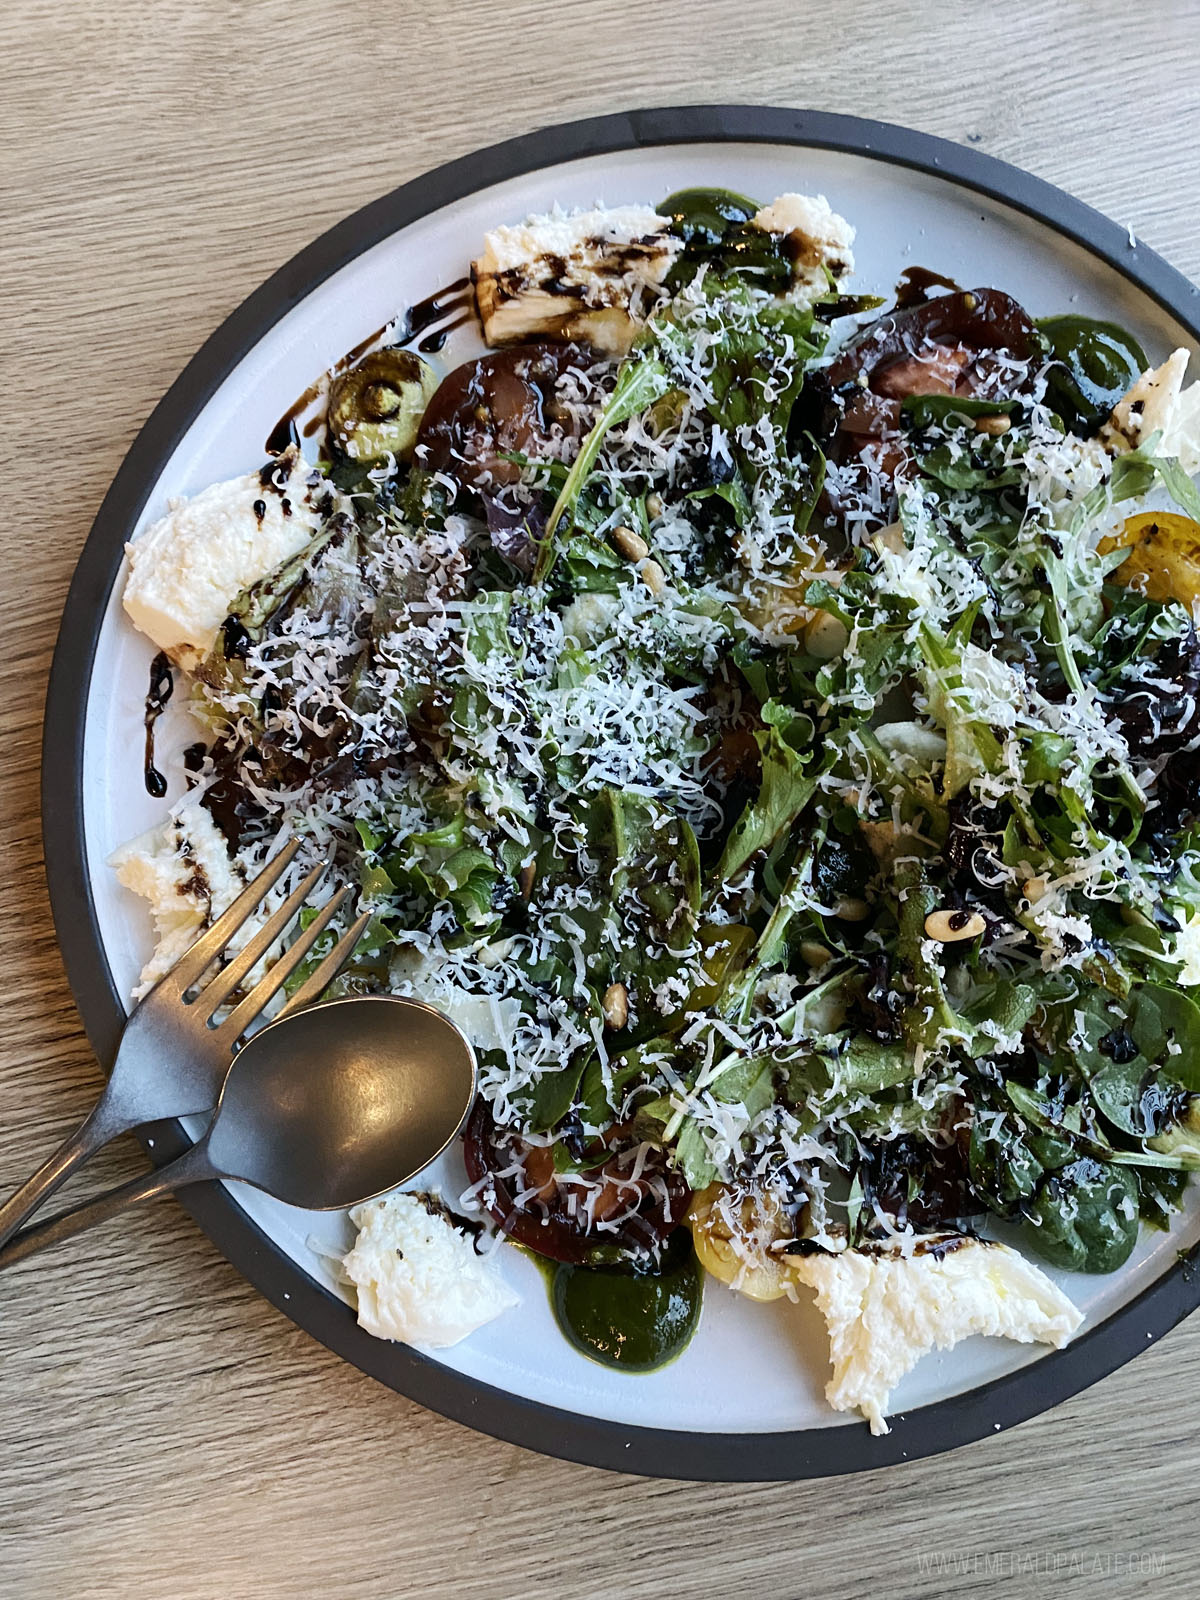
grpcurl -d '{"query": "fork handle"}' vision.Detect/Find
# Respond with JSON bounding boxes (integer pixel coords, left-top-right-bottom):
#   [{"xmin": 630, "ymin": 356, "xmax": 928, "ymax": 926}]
[
  {"xmin": 0, "ymin": 1093, "xmax": 130, "ymax": 1252},
  {"xmin": 0, "ymin": 1136, "xmax": 222, "ymax": 1270}
]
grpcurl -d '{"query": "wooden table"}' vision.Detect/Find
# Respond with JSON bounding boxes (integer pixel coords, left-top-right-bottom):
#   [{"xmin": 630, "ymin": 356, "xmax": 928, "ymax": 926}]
[{"xmin": 4, "ymin": 1, "xmax": 1200, "ymax": 1594}]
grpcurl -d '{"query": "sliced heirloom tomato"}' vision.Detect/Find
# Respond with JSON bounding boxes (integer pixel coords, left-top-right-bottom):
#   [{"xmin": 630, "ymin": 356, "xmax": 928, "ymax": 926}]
[
  {"xmin": 813, "ymin": 288, "xmax": 1038, "ymax": 527},
  {"xmin": 687, "ymin": 1182, "xmax": 795, "ymax": 1302},
  {"xmin": 826, "ymin": 287, "xmax": 1036, "ymax": 390},
  {"xmin": 462, "ymin": 1099, "xmax": 691, "ymax": 1266},
  {"xmin": 1099, "ymin": 510, "xmax": 1200, "ymax": 606},
  {"xmin": 416, "ymin": 342, "xmax": 589, "ymax": 493}
]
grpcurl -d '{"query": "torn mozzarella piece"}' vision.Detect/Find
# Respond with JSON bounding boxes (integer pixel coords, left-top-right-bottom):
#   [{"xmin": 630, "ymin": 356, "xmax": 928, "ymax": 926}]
[
  {"xmin": 1102, "ymin": 348, "xmax": 1200, "ymax": 473},
  {"xmin": 750, "ymin": 192, "xmax": 856, "ymax": 306},
  {"xmin": 342, "ymin": 1192, "xmax": 518, "ymax": 1347},
  {"xmin": 560, "ymin": 590, "xmax": 622, "ymax": 648},
  {"xmin": 122, "ymin": 446, "xmax": 330, "ymax": 670},
  {"xmin": 472, "ymin": 204, "xmax": 680, "ymax": 353},
  {"xmin": 109, "ymin": 801, "xmax": 243, "ymax": 999},
  {"xmin": 873, "ymin": 720, "xmax": 949, "ymax": 764},
  {"xmin": 791, "ymin": 1235, "xmax": 1083, "ymax": 1435},
  {"xmin": 1171, "ymin": 909, "xmax": 1200, "ymax": 986}
]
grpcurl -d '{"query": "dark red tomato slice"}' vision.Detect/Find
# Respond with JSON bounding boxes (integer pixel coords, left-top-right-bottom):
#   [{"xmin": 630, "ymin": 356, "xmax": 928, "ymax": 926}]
[
  {"xmin": 462, "ymin": 1099, "xmax": 692, "ymax": 1267},
  {"xmin": 819, "ymin": 288, "xmax": 1038, "ymax": 507},
  {"xmin": 415, "ymin": 343, "xmax": 590, "ymax": 494},
  {"xmin": 826, "ymin": 288, "xmax": 1037, "ymax": 393}
]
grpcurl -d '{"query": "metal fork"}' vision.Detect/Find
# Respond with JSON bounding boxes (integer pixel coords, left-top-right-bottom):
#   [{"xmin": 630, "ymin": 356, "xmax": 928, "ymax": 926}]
[{"xmin": 0, "ymin": 837, "xmax": 370, "ymax": 1250}]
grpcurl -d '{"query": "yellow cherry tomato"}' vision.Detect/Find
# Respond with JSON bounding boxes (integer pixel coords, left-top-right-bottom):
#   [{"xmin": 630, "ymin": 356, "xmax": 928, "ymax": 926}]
[
  {"xmin": 1099, "ymin": 510, "xmax": 1200, "ymax": 605},
  {"xmin": 687, "ymin": 1183, "xmax": 795, "ymax": 1303}
]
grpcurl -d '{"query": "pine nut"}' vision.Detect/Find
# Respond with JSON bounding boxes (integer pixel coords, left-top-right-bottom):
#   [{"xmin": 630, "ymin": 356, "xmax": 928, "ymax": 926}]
[
  {"xmin": 833, "ymin": 896, "xmax": 871, "ymax": 922},
  {"xmin": 800, "ymin": 940, "xmax": 832, "ymax": 968},
  {"xmin": 602, "ymin": 982, "xmax": 629, "ymax": 1030},
  {"xmin": 1023, "ymin": 877, "xmax": 1047, "ymax": 903},
  {"xmin": 639, "ymin": 558, "xmax": 667, "ymax": 596},
  {"xmin": 975, "ymin": 414, "xmax": 1011, "ymax": 436},
  {"xmin": 923, "ymin": 909, "xmax": 986, "ymax": 942},
  {"xmin": 646, "ymin": 493, "xmax": 664, "ymax": 519},
  {"xmin": 611, "ymin": 525, "xmax": 649, "ymax": 562}
]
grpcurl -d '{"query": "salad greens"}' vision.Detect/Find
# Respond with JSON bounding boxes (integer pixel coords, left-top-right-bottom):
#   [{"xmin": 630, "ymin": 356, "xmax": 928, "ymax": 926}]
[{"xmin": 184, "ymin": 187, "xmax": 1200, "ymax": 1284}]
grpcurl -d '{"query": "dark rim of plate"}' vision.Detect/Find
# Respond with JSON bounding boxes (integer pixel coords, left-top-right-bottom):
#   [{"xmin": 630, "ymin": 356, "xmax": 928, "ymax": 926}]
[{"xmin": 40, "ymin": 105, "xmax": 1200, "ymax": 1481}]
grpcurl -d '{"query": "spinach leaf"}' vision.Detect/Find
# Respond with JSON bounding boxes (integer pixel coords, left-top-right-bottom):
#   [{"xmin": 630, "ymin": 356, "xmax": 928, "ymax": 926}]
[
  {"xmin": 901, "ymin": 394, "xmax": 1021, "ymax": 429},
  {"xmin": 968, "ymin": 1095, "xmax": 1140, "ymax": 1273},
  {"xmin": 706, "ymin": 1052, "xmax": 777, "ymax": 1118},
  {"xmin": 1020, "ymin": 1157, "xmax": 1140, "ymax": 1273},
  {"xmin": 831, "ymin": 1038, "xmax": 912, "ymax": 1096},
  {"xmin": 777, "ymin": 1036, "xmax": 911, "ymax": 1104},
  {"xmin": 917, "ymin": 440, "xmax": 1025, "ymax": 493},
  {"xmin": 577, "ymin": 1042, "xmax": 671, "ymax": 1129},
  {"xmin": 1136, "ymin": 1166, "xmax": 1190, "ymax": 1230},
  {"xmin": 524, "ymin": 1052, "xmax": 592, "ymax": 1134},
  {"xmin": 674, "ymin": 1120, "xmax": 718, "ymax": 1190},
  {"xmin": 1128, "ymin": 984, "xmax": 1200, "ymax": 1090},
  {"xmin": 1091, "ymin": 1057, "xmax": 1190, "ymax": 1139}
]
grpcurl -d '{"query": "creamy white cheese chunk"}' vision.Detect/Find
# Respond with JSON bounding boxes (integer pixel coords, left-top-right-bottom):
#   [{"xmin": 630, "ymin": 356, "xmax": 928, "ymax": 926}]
[
  {"xmin": 122, "ymin": 447, "xmax": 329, "ymax": 669},
  {"xmin": 1103, "ymin": 348, "xmax": 1200, "ymax": 473},
  {"xmin": 1172, "ymin": 908, "xmax": 1200, "ymax": 987},
  {"xmin": 791, "ymin": 1235, "xmax": 1082, "ymax": 1435},
  {"xmin": 751, "ymin": 192, "xmax": 856, "ymax": 306},
  {"xmin": 472, "ymin": 194, "xmax": 858, "ymax": 352},
  {"xmin": 342, "ymin": 1192, "xmax": 519, "ymax": 1347},
  {"xmin": 473, "ymin": 204, "xmax": 680, "ymax": 352},
  {"xmin": 109, "ymin": 801, "xmax": 243, "ymax": 998}
]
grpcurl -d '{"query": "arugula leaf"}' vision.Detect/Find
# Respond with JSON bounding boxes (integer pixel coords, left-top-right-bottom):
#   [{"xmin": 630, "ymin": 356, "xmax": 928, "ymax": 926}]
[
  {"xmin": 535, "ymin": 352, "xmax": 670, "ymax": 583},
  {"xmin": 715, "ymin": 700, "xmax": 817, "ymax": 881}
]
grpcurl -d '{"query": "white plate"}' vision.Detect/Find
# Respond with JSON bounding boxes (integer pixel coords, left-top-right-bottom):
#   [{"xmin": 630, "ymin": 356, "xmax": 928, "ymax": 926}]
[{"xmin": 46, "ymin": 108, "xmax": 1200, "ymax": 1477}]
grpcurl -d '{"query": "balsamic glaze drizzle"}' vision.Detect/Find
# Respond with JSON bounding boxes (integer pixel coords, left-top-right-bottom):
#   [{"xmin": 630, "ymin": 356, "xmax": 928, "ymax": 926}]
[
  {"xmin": 263, "ymin": 278, "xmax": 477, "ymax": 455},
  {"xmin": 143, "ymin": 651, "xmax": 174, "ymax": 797}
]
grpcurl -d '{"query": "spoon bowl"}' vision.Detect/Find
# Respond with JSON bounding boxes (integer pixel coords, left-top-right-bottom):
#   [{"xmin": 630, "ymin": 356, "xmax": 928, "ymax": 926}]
[{"xmin": 212, "ymin": 994, "xmax": 478, "ymax": 1208}]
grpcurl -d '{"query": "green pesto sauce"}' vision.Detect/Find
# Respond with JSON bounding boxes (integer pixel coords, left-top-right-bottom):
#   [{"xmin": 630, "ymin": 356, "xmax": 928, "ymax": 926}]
[
  {"xmin": 549, "ymin": 1241, "xmax": 703, "ymax": 1374},
  {"xmin": 655, "ymin": 187, "xmax": 791, "ymax": 297},
  {"xmin": 655, "ymin": 186, "xmax": 761, "ymax": 242}
]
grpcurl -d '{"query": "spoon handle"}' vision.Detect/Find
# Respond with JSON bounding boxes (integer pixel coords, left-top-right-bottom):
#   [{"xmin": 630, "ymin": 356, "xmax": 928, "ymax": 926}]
[{"xmin": 0, "ymin": 1137, "xmax": 223, "ymax": 1271}]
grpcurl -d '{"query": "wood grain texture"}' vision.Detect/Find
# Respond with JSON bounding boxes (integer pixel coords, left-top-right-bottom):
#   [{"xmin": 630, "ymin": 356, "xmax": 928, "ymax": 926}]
[{"xmin": 4, "ymin": 2, "xmax": 1200, "ymax": 1594}]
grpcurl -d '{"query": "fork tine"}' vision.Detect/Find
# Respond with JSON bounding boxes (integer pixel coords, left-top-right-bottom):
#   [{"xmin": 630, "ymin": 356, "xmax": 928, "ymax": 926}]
[
  {"xmin": 275, "ymin": 908, "xmax": 373, "ymax": 1020},
  {"xmin": 163, "ymin": 837, "xmax": 302, "ymax": 994},
  {"xmin": 212, "ymin": 887, "xmax": 360, "ymax": 1043},
  {"xmin": 191, "ymin": 853, "xmax": 330, "ymax": 1018}
]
